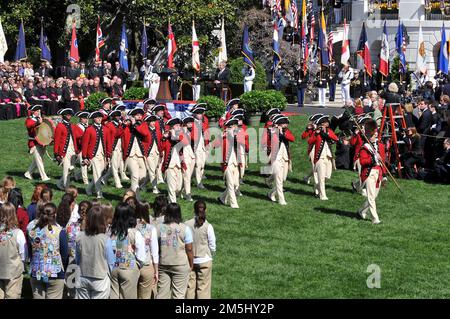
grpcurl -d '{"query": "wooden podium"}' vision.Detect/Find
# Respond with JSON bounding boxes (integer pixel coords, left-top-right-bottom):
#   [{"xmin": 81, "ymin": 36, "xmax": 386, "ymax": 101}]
[{"xmin": 156, "ymin": 67, "xmax": 175, "ymax": 102}]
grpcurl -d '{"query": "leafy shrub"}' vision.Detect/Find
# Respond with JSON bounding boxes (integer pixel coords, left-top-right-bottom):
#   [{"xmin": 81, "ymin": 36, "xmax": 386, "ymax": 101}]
[
  {"xmin": 229, "ymin": 57, "xmax": 267, "ymax": 87},
  {"xmin": 197, "ymin": 95, "xmax": 226, "ymax": 119},
  {"xmin": 85, "ymin": 92, "xmax": 109, "ymax": 111},
  {"xmin": 239, "ymin": 90, "xmax": 287, "ymax": 113},
  {"xmin": 123, "ymin": 87, "xmax": 149, "ymax": 100}
]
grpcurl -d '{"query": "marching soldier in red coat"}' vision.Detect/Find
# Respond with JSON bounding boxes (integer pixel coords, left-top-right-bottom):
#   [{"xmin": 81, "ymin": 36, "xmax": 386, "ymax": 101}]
[
  {"xmin": 230, "ymin": 109, "xmax": 249, "ymax": 188},
  {"xmin": 141, "ymin": 114, "xmax": 163, "ymax": 194},
  {"xmin": 121, "ymin": 108, "xmax": 151, "ymax": 200},
  {"xmin": 161, "ymin": 118, "xmax": 188, "ymax": 203},
  {"xmin": 218, "ymin": 98, "xmax": 240, "ymax": 128},
  {"xmin": 99, "ymin": 97, "xmax": 113, "ymax": 124},
  {"xmin": 267, "ymin": 116, "xmax": 295, "ymax": 205},
  {"xmin": 153, "ymin": 104, "xmax": 170, "ymax": 184},
  {"xmin": 54, "ymin": 108, "xmax": 83, "ymax": 190},
  {"xmin": 308, "ymin": 115, "xmax": 339, "ymax": 200},
  {"xmin": 82, "ymin": 111, "xmax": 111, "ymax": 198},
  {"xmin": 191, "ymin": 103, "xmax": 210, "ymax": 189},
  {"xmin": 24, "ymin": 105, "xmax": 50, "ymax": 182},
  {"xmin": 102, "ymin": 109, "xmax": 127, "ymax": 188},
  {"xmin": 301, "ymin": 114, "xmax": 322, "ymax": 185},
  {"xmin": 350, "ymin": 115, "xmax": 371, "ymax": 194},
  {"xmin": 143, "ymin": 98, "xmax": 157, "ymax": 116},
  {"xmin": 217, "ymin": 117, "xmax": 240, "ymax": 209},
  {"xmin": 181, "ymin": 116, "xmax": 196, "ymax": 202},
  {"xmin": 75, "ymin": 111, "xmax": 90, "ymax": 185},
  {"xmin": 357, "ymin": 119, "xmax": 386, "ymax": 225}
]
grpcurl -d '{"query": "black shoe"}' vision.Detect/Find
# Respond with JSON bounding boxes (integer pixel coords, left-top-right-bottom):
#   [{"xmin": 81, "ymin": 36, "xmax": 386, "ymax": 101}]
[
  {"xmin": 329, "ymin": 99, "xmax": 335, "ymax": 102},
  {"xmin": 217, "ymin": 197, "xmax": 225, "ymax": 205}
]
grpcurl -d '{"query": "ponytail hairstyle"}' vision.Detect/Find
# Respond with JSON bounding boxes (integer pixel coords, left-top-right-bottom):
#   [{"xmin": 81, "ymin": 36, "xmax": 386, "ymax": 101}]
[
  {"xmin": 0, "ymin": 202, "xmax": 18, "ymax": 231},
  {"xmin": 36, "ymin": 203, "xmax": 57, "ymax": 231},
  {"xmin": 56, "ymin": 193, "xmax": 75, "ymax": 228},
  {"xmin": 193, "ymin": 200, "xmax": 207, "ymax": 227}
]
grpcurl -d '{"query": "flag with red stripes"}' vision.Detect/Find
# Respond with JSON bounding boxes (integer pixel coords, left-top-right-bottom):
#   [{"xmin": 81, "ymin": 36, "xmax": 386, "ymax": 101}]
[
  {"xmin": 95, "ymin": 16, "xmax": 105, "ymax": 62},
  {"xmin": 167, "ymin": 22, "xmax": 177, "ymax": 68},
  {"xmin": 291, "ymin": 0, "xmax": 298, "ymax": 30},
  {"xmin": 327, "ymin": 31, "xmax": 334, "ymax": 62}
]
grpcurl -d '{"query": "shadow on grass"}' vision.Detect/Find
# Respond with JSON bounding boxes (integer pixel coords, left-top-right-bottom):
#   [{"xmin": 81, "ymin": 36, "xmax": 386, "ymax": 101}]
[
  {"xmin": 314, "ymin": 206, "xmax": 361, "ymax": 220},
  {"xmin": 329, "ymin": 185, "xmax": 354, "ymax": 194}
]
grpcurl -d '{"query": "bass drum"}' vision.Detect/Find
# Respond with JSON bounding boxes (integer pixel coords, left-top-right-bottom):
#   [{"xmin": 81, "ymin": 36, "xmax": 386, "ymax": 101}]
[{"xmin": 35, "ymin": 118, "xmax": 55, "ymax": 146}]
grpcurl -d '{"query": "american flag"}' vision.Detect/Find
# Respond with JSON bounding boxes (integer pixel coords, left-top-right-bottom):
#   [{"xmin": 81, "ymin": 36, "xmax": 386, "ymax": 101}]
[
  {"xmin": 276, "ymin": 0, "xmax": 282, "ymax": 12},
  {"xmin": 291, "ymin": 0, "xmax": 298, "ymax": 30},
  {"xmin": 310, "ymin": 10, "xmax": 315, "ymax": 46},
  {"xmin": 327, "ymin": 31, "xmax": 334, "ymax": 62}
]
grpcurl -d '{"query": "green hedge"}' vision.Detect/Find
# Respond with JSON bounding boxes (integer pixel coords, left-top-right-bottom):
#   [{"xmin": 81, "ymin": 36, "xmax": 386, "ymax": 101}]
[
  {"xmin": 85, "ymin": 92, "xmax": 109, "ymax": 111},
  {"xmin": 229, "ymin": 57, "xmax": 267, "ymax": 87},
  {"xmin": 197, "ymin": 95, "xmax": 226, "ymax": 119},
  {"xmin": 239, "ymin": 90, "xmax": 287, "ymax": 113},
  {"xmin": 123, "ymin": 87, "xmax": 149, "ymax": 100}
]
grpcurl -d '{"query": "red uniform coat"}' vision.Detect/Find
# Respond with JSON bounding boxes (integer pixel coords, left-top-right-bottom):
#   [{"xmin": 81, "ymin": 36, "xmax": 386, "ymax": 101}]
[
  {"xmin": 269, "ymin": 128, "xmax": 295, "ymax": 163},
  {"xmin": 220, "ymin": 132, "xmax": 237, "ymax": 172},
  {"xmin": 54, "ymin": 121, "xmax": 84, "ymax": 157},
  {"xmin": 192, "ymin": 116, "xmax": 210, "ymax": 148},
  {"xmin": 308, "ymin": 128, "xmax": 339, "ymax": 164},
  {"xmin": 350, "ymin": 132, "xmax": 364, "ymax": 162},
  {"xmin": 145, "ymin": 126, "xmax": 163, "ymax": 157},
  {"xmin": 155, "ymin": 116, "xmax": 167, "ymax": 135},
  {"xmin": 218, "ymin": 110, "xmax": 233, "ymax": 128},
  {"xmin": 359, "ymin": 142, "xmax": 386, "ymax": 187},
  {"xmin": 237, "ymin": 124, "xmax": 250, "ymax": 154},
  {"xmin": 121, "ymin": 122, "xmax": 151, "ymax": 160},
  {"xmin": 161, "ymin": 133, "xmax": 188, "ymax": 173},
  {"xmin": 301, "ymin": 128, "xmax": 315, "ymax": 154},
  {"xmin": 25, "ymin": 117, "xmax": 39, "ymax": 149},
  {"xmin": 81, "ymin": 124, "xmax": 111, "ymax": 160},
  {"xmin": 105, "ymin": 120, "xmax": 125, "ymax": 152}
]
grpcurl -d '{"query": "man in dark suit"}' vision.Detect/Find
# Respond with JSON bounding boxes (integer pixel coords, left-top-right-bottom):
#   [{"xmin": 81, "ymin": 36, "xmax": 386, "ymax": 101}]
[
  {"xmin": 113, "ymin": 61, "xmax": 128, "ymax": 84},
  {"xmin": 78, "ymin": 62, "xmax": 89, "ymax": 78},
  {"xmin": 89, "ymin": 60, "xmax": 104, "ymax": 79},
  {"xmin": 37, "ymin": 61, "xmax": 53, "ymax": 77},
  {"xmin": 415, "ymin": 99, "xmax": 433, "ymax": 167},
  {"xmin": 214, "ymin": 61, "xmax": 231, "ymax": 100},
  {"xmin": 66, "ymin": 61, "xmax": 80, "ymax": 80}
]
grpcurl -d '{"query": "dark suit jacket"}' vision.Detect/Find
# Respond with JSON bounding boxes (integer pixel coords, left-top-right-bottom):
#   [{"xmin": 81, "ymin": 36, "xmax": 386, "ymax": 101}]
[
  {"xmin": 417, "ymin": 109, "xmax": 432, "ymax": 134},
  {"xmin": 37, "ymin": 67, "xmax": 53, "ymax": 77},
  {"xmin": 66, "ymin": 67, "xmax": 80, "ymax": 80},
  {"xmin": 215, "ymin": 68, "xmax": 231, "ymax": 84},
  {"xmin": 89, "ymin": 67, "xmax": 103, "ymax": 79},
  {"xmin": 113, "ymin": 68, "xmax": 127, "ymax": 83}
]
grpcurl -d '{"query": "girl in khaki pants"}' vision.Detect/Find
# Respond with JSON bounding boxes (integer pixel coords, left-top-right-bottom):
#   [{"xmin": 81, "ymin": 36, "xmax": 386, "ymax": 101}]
[
  {"xmin": 0, "ymin": 203, "xmax": 26, "ymax": 299},
  {"xmin": 109, "ymin": 203, "xmax": 146, "ymax": 299},
  {"xmin": 28, "ymin": 203, "xmax": 68, "ymax": 299},
  {"xmin": 185, "ymin": 200, "xmax": 216, "ymax": 299},
  {"xmin": 156, "ymin": 203, "xmax": 194, "ymax": 299},
  {"xmin": 135, "ymin": 202, "xmax": 159, "ymax": 299}
]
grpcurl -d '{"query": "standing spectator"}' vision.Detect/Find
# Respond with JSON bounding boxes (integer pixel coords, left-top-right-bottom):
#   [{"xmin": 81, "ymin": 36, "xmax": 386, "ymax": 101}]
[
  {"xmin": 109, "ymin": 203, "xmax": 146, "ymax": 299},
  {"xmin": 0, "ymin": 203, "xmax": 26, "ymax": 299},
  {"xmin": 333, "ymin": 0, "xmax": 342, "ymax": 24},
  {"xmin": 156, "ymin": 203, "xmax": 193, "ymax": 299},
  {"xmin": 113, "ymin": 61, "xmax": 127, "ymax": 87},
  {"xmin": 27, "ymin": 184, "xmax": 48, "ymax": 222},
  {"xmin": 75, "ymin": 205, "xmax": 115, "ymax": 299},
  {"xmin": 402, "ymin": 127, "xmax": 423, "ymax": 179},
  {"xmin": 185, "ymin": 200, "xmax": 216, "ymax": 299},
  {"xmin": 28, "ymin": 203, "xmax": 69, "ymax": 299},
  {"xmin": 135, "ymin": 201, "xmax": 159, "ymax": 299},
  {"xmin": 7, "ymin": 188, "xmax": 28, "ymax": 238}
]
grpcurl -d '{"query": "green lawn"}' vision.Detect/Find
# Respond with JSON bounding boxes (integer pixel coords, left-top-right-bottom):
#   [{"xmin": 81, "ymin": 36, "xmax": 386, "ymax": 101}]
[{"xmin": 1, "ymin": 116, "xmax": 449, "ymax": 298}]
